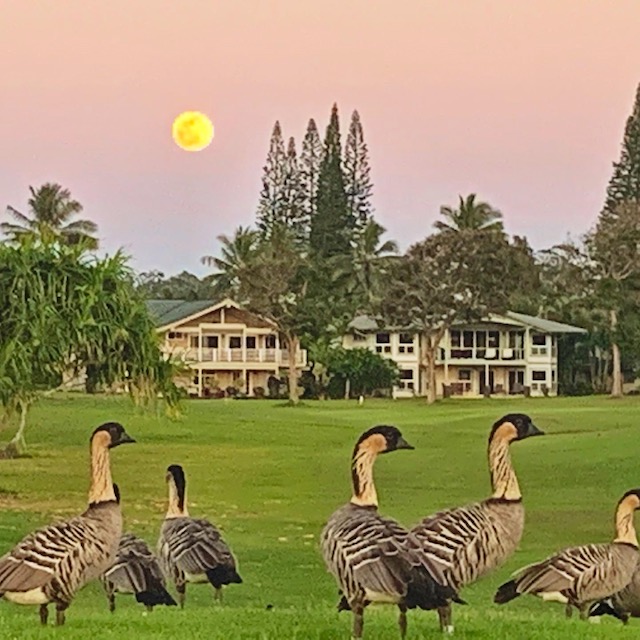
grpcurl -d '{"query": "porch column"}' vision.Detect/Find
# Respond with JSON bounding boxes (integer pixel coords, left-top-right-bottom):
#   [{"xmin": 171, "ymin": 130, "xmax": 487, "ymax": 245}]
[
  {"xmin": 197, "ymin": 367, "xmax": 203, "ymax": 398},
  {"xmin": 524, "ymin": 327, "xmax": 531, "ymax": 386},
  {"xmin": 242, "ymin": 327, "xmax": 246, "ymax": 363},
  {"xmin": 485, "ymin": 362, "xmax": 489, "ymax": 396},
  {"xmin": 198, "ymin": 326, "xmax": 203, "ymax": 362},
  {"xmin": 443, "ymin": 330, "xmax": 449, "ymax": 384}
]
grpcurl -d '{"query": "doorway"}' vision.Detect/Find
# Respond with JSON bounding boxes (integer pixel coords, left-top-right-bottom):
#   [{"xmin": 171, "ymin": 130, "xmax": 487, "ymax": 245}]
[
  {"xmin": 508, "ymin": 370, "xmax": 525, "ymax": 394},
  {"xmin": 480, "ymin": 369, "xmax": 495, "ymax": 394}
]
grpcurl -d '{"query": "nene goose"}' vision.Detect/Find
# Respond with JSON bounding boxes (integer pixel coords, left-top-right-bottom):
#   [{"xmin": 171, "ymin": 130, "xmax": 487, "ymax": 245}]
[
  {"xmin": 410, "ymin": 413, "xmax": 543, "ymax": 633},
  {"xmin": 321, "ymin": 425, "xmax": 463, "ymax": 640},
  {"xmin": 157, "ymin": 464, "xmax": 242, "ymax": 608},
  {"xmin": 495, "ymin": 488, "xmax": 640, "ymax": 619},
  {"xmin": 589, "ymin": 566, "xmax": 640, "ymax": 624},
  {"xmin": 101, "ymin": 485, "xmax": 176, "ymax": 613},
  {"xmin": 0, "ymin": 422, "xmax": 135, "ymax": 626}
]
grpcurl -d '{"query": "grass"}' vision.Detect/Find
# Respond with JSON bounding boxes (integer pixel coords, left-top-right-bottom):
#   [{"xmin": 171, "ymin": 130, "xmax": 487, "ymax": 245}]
[{"xmin": 0, "ymin": 394, "xmax": 639, "ymax": 638}]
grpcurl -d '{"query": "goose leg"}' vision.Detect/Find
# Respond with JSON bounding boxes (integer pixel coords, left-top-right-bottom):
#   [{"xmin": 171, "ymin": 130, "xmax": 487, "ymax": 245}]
[
  {"xmin": 214, "ymin": 587, "xmax": 223, "ymax": 603},
  {"xmin": 352, "ymin": 602, "xmax": 364, "ymax": 639},
  {"xmin": 146, "ymin": 605, "xmax": 153, "ymax": 613},
  {"xmin": 55, "ymin": 602, "xmax": 68, "ymax": 626},
  {"xmin": 565, "ymin": 603, "xmax": 573, "ymax": 618},
  {"xmin": 39, "ymin": 604, "xmax": 48, "ymax": 626},
  {"xmin": 438, "ymin": 604, "xmax": 454, "ymax": 633},
  {"xmin": 579, "ymin": 604, "xmax": 589, "ymax": 621},
  {"xmin": 176, "ymin": 581, "xmax": 186, "ymax": 609},
  {"xmin": 108, "ymin": 586, "xmax": 116, "ymax": 613},
  {"xmin": 398, "ymin": 603, "xmax": 408, "ymax": 639}
]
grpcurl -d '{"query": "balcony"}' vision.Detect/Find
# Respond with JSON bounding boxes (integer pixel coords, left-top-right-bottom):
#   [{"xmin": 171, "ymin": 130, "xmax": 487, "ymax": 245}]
[
  {"xmin": 169, "ymin": 347, "xmax": 307, "ymax": 367},
  {"xmin": 440, "ymin": 347, "xmax": 525, "ymax": 362}
]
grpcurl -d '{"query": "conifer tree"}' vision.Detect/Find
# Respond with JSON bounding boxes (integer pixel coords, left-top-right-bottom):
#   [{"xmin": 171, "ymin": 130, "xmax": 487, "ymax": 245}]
[
  {"xmin": 310, "ymin": 104, "xmax": 354, "ymax": 258},
  {"xmin": 344, "ymin": 110, "xmax": 374, "ymax": 232},
  {"xmin": 256, "ymin": 121, "xmax": 287, "ymax": 237},
  {"xmin": 603, "ymin": 83, "xmax": 640, "ymax": 215},
  {"xmin": 282, "ymin": 136, "xmax": 307, "ymax": 243},
  {"xmin": 300, "ymin": 118, "xmax": 323, "ymax": 226}
]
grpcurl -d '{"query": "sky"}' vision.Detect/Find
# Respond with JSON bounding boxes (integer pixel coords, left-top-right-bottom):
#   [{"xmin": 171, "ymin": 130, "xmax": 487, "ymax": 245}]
[{"xmin": 1, "ymin": 0, "xmax": 639, "ymax": 276}]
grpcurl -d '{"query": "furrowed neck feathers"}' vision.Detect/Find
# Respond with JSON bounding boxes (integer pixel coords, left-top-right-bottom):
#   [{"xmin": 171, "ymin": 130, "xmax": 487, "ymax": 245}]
[
  {"xmin": 350, "ymin": 434, "xmax": 386, "ymax": 508},
  {"xmin": 488, "ymin": 424, "xmax": 521, "ymax": 501},
  {"xmin": 614, "ymin": 495, "xmax": 639, "ymax": 546},
  {"xmin": 166, "ymin": 477, "xmax": 188, "ymax": 518},
  {"xmin": 88, "ymin": 430, "xmax": 117, "ymax": 505}
]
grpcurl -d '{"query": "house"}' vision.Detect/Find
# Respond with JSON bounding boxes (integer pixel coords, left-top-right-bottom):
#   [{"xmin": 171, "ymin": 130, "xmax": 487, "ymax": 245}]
[
  {"xmin": 147, "ymin": 298, "xmax": 307, "ymax": 397},
  {"xmin": 342, "ymin": 311, "xmax": 587, "ymax": 398}
]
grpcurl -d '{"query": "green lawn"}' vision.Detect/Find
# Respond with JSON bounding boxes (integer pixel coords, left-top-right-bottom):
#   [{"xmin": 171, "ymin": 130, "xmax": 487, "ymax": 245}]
[{"xmin": 0, "ymin": 394, "xmax": 640, "ymax": 638}]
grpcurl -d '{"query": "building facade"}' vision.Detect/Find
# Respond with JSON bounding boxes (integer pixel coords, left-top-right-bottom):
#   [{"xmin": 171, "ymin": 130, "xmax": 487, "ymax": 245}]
[
  {"xmin": 343, "ymin": 311, "xmax": 586, "ymax": 398},
  {"xmin": 148, "ymin": 299, "xmax": 307, "ymax": 397}
]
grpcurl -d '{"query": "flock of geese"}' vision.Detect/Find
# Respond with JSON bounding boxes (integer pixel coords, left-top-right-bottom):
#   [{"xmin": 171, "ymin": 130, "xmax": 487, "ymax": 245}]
[{"xmin": 0, "ymin": 414, "xmax": 639, "ymax": 638}]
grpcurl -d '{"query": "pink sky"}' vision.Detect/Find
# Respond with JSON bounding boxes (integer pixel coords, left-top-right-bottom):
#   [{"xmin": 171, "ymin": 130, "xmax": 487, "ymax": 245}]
[{"xmin": 1, "ymin": 0, "xmax": 639, "ymax": 275}]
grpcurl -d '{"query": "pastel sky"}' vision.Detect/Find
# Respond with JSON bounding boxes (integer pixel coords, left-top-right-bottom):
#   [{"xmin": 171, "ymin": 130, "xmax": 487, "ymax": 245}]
[{"xmin": 1, "ymin": 0, "xmax": 639, "ymax": 276}]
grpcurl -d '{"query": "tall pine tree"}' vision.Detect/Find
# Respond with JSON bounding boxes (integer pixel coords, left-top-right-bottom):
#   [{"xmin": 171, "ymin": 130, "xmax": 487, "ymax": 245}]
[
  {"xmin": 256, "ymin": 121, "xmax": 287, "ymax": 237},
  {"xmin": 300, "ymin": 118, "xmax": 323, "ymax": 227},
  {"xmin": 344, "ymin": 109, "xmax": 374, "ymax": 232},
  {"xmin": 282, "ymin": 136, "xmax": 307, "ymax": 243},
  {"xmin": 603, "ymin": 83, "xmax": 640, "ymax": 215},
  {"xmin": 310, "ymin": 104, "xmax": 354, "ymax": 258}
]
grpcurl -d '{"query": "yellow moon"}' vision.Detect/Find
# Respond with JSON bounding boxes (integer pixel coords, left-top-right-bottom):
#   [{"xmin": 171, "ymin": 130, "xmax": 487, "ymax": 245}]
[{"xmin": 172, "ymin": 111, "xmax": 214, "ymax": 152}]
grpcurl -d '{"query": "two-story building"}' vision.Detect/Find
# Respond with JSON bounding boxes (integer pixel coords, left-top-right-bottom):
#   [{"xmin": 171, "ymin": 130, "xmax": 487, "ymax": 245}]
[
  {"xmin": 147, "ymin": 298, "xmax": 307, "ymax": 397},
  {"xmin": 343, "ymin": 311, "xmax": 586, "ymax": 398}
]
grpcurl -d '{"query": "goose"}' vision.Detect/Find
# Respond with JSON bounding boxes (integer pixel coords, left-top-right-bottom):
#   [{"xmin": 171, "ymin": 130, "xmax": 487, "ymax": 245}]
[
  {"xmin": 101, "ymin": 485, "xmax": 177, "ymax": 613},
  {"xmin": 0, "ymin": 421, "xmax": 135, "ymax": 626},
  {"xmin": 410, "ymin": 413, "xmax": 543, "ymax": 633},
  {"xmin": 157, "ymin": 464, "xmax": 242, "ymax": 608},
  {"xmin": 494, "ymin": 488, "xmax": 640, "ymax": 620},
  {"xmin": 320, "ymin": 425, "xmax": 463, "ymax": 640}
]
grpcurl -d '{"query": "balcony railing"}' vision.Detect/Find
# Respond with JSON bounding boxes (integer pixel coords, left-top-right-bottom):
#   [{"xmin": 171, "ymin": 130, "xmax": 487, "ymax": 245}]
[
  {"xmin": 440, "ymin": 347, "xmax": 526, "ymax": 361},
  {"xmin": 170, "ymin": 347, "xmax": 307, "ymax": 366}
]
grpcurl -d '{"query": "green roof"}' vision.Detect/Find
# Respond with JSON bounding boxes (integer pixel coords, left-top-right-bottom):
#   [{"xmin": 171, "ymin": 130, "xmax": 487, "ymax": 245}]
[
  {"xmin": 145, "ymin": 299, "xmax": 216, "ymax": 327},
  {"xmin": 502, "ymin": 311, "xmax": 587, "ymax": 334},
  {"xmin": 347, "ymin": 311, "xmax": 586, "ymax": 335}
]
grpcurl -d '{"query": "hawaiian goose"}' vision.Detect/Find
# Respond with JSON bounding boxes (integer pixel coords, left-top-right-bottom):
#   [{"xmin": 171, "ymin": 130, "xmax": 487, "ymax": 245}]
[
  {"xmin": 410, "ymin": 413, "xmax": 543, "ymax": 633},
  {"xmin": 589, "ymin": 565, "xmax": 640, "ymax": 624},
  {"xmin": 101, "ymin": 485, "xmax": 176, "ymax": 613},
  {"xmin": 320, "ymin": 425, "xmax": 463, "ymax": 640},
  {"xmin": 0, "ymin": 422, "xmax": 135, "ymax": 625},
  {"xmin": 495, "ymin": 488, "xmax": 640, "ymax": 619},
  {"xmin": 157, "ymin": 464, "xmax": 242, "ymax": 608}
]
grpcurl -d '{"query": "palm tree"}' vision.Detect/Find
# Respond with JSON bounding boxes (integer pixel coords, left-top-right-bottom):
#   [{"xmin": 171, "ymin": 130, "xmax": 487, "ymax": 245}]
[
  {"xmin": 2, "ymin": 183, "xmax": 98, "ymax": 248},
  {"xmin": 201, "ymin": 226, "xmax": 260, "ymax": 298},
  {"xmin": 434, "ymin": 193, "xmax": 504, "ymax": 233}
]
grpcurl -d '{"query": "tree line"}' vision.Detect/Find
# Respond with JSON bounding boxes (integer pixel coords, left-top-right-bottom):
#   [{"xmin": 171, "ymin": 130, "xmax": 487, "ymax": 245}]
[{"xmin": 2, "ymin": 86, "xmax": 640, "ymax": 414}]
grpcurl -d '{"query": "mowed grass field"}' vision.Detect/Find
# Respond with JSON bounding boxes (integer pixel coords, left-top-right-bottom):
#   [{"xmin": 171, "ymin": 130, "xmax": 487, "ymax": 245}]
[{"xmin": 0, "ymin": 394, "xmax": 640, "ymax": 639}]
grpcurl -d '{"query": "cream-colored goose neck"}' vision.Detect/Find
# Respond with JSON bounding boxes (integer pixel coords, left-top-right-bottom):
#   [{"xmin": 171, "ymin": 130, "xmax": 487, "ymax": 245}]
[
  {"xmin": 166, "ymin": 476, "xmax": 189, "ymax": 518},
  {"xmin": 88, "ymin": 430, "xmax": 117, "ymax": 505},
  {"xmin": 614, "ymin": 494, "xmax": 640, "ymax": 546},
  {"xmin": 488, "ymin": 423, "xmax": 521, "ymax": 501},
  {"xmin": 350, "ymin": 434, "xmax": 387, "ymax": 508}
]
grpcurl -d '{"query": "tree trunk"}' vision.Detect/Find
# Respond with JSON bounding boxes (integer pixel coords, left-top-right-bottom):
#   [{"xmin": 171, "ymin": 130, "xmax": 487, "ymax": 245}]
[
  {"xmin": 286, "ymin": 334, "xmax": 300, "ymax": 405},
  {"xmin": 420, "ymin": 331, "xmax": 443, "ymax": 405},
  {"xmin": 344, "ymin": 378, "xmax": 350, "ymax": 400},
  {"xmin": 3, "ymin": 400, "xmax": 30, "ymax": 458},
  {"xmin": 610, "ymin": 309, "xmax": 623, "ymax": 397}
]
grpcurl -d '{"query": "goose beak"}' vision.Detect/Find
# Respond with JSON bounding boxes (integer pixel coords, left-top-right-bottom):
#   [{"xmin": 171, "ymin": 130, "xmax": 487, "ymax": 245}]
[
  {"xmin": 396, "ymin": 436, "xmax": 415, "ymax": 450},
  {"xmin": 116, "ymin": 431, "xmax": 136, "ymax": 445},
  {"xmin": 526, "ymin": 422, "xmax": 544, "ymax": 437}
]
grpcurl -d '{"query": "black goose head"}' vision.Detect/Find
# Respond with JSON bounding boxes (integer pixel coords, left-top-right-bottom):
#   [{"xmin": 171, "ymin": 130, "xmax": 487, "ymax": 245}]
[
  {"xmin": 90, "ymin": 422, "xmax": 136, "ymax": 448},
  {"xmin": 619, "ymin": 488, "xmax": 640, "ymax": 511},
  {"xmin": 489, "ymin": 414, "xmax": 543, "ymax": 443},
  {"xmin": 353, "ymin": 425, "xmax": 414, "ymax": 458},
  {"xmin": 166, "ymin": 464, "xmax": 187, "ymax": 511}
]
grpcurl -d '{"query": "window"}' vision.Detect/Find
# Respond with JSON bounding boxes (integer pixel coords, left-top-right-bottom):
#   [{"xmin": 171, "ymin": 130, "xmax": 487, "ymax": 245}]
[
  {"xmin": 475, "ymin": 331, "xmax": 486, "ymax": 348},
  {"xmin": 532, "ymin": 370, "xmax": 546, "ymax": 381},
  {"xmin": 229, "ymin": 336, "xmax": 242, "ymax": 349},
  {"xmin": 450, "ymin": 330, "xmax": 461, "ymax": 347},
  {"xmin": 265, "ymin": 335, "xmax": 277, "ymax": 349},
  {"xmin": 551, "ymin": 369, "xmax": 556, "ymax": 382},
  {"xmin": 458, "ymin": 369, "xmax": 471, "ymax": 381},
  {"xmin": 190, "ymin": 336, "xmax": 200, "ymax": 348},
  {"xmin": 353, "ymin": 334, "xmax": 367, "ymax": 342},
  {"xmin": 245, "ymin": 336, "xmax": 256, "ymax": 349},
  {"xmin": 168, "ymin": 331, "xmax": 184, "ymax": 340},
  {"xmin": 400, "ymin": 369, "xmax": 413, "ymax": 380},
  {"xmin": 399, "ymin": 333, "xmax": 413, "ymax": 344},
  {"xmin": 462, "ymin": 331, "xmax": 474, "ymax": 348},
  {"xmin": 487, "ymin": 331, "xmax": 500, "ymax": 348},
  {"xmin": 532, "ymin": 334, "xmax": 546, "ymax": 346},
  {"xmin": 204, "ymin": 336, "xmax": 218, "ymax": 348},
  {"xmin": 376, "ymin": 332, "xmax": 390, "ymax": 344}
]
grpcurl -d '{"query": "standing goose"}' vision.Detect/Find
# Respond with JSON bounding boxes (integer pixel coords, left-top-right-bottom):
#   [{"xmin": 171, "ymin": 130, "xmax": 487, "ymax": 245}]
[
  {"xmin": 157, "ymin": 464, "xmax": 242, "ymax": 608},
  {"xmin": 589, "ymin": 567, "xmax": 640, "ymax": 624},
  {"xmin": 410, "ymin": 413, "xmax": 543, "ymax": 633},
  {"xmin": 494, "ymin": 488, "xmax": 640, "ymax": 619},
  {"xmin": 101, "ymin": 485, "xmax": 177, "ymax": 613},
  {"xmin": 321, "ymin": 425, "xmax": 463, "ymax": 640},
  {"xmin": 0, "ymin": 422, "xmax": 135, "ymax": 625}
]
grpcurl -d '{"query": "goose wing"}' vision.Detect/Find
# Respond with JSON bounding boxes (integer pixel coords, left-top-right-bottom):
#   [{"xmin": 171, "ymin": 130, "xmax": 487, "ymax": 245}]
[
  {"xmin": 104, "ymin": 535, "xmax": 166, "ymax": 593},
  {"xmin": 164, "ymin": 518, "xmax": 236, "ymax": 574},
  {"xmin": 0, "ymin": 517, "xmax": 107, "ymax": 594},
  {"xmin": 512, "ymin": 543, "xmax": 619, "ymax": 596}
]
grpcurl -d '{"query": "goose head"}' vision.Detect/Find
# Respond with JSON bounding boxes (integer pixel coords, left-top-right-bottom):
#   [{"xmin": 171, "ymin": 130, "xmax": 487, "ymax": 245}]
[
  {"xmin": 90, "ymin": 422, "xmax": 136, "ymax": 448},
  {"xmin": 353, "ymin": 425, "xmax": 414, "ymax": 457},
  {"xmin": 489, "ymin": 414, "xmax": 543, "ymax": 444}
]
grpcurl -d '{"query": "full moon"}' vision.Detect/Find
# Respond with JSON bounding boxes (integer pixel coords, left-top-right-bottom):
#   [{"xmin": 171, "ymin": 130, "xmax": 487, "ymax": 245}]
[{"xmin": 172, "ymin": 111, "xmax": 214, "ymax": 152}]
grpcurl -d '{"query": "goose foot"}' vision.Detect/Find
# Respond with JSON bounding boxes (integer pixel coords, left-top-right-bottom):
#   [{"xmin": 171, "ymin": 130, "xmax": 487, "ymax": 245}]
[
  {"xmin": 398, "ymin": 604, "xmax": 407, "ymax": 638},
  {"xmin": 39, "ymin": 604, "xmax": 48, "ymax": 626},
  {"xmin": 352, "ymin": 602, "xmax": 364, "ymax": 639},
  {"xmin": 214, "ymin": 587, "xmax": 223, "ymax": 603},
  {"xmin": 55, "ymin": 602, "xmax": 68, "ymax": 626}
]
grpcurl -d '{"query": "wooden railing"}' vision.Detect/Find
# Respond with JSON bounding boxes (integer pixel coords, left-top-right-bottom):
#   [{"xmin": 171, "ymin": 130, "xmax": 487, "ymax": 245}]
[{"xmin": 171, "ymin": 347, "xmax": 307, "ymax": 366}]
